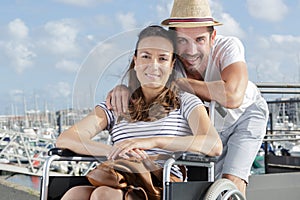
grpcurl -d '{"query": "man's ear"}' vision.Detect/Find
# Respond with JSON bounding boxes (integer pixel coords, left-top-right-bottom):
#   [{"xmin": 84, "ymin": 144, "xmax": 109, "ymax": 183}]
[{"xmin": 211, "ymin": 30, "xmax": 217, "ymax": 46}]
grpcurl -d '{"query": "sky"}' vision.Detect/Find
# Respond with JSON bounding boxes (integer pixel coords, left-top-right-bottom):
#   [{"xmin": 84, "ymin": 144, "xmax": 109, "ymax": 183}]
[{"xmin": 1, "ymin": 0, "xmax": 300, "ymax": 115}]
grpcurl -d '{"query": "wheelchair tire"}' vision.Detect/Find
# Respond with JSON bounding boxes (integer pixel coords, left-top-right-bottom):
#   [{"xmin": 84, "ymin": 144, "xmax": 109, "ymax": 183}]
[{"xmin": 204, "ymin": 178, "xmax": 245, "ymax": 200}]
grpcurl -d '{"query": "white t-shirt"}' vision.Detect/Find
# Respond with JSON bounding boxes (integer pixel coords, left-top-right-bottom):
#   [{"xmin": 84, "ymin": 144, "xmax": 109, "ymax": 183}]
[{"xmin": 175, "ymin": 35, "xmax": 263, "ymax": 132}]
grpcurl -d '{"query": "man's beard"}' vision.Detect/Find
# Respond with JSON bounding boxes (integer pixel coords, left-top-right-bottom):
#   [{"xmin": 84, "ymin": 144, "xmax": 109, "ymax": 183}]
[{"xmin": 179, "ymin": 53, "xmax": 207, "ymax": 74}]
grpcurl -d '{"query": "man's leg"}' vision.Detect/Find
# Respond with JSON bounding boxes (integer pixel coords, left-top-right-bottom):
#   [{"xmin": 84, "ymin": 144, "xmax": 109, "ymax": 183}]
[
  {"xmin": 222, "ymin": 174, "xmax": 247, "ymax": 196},
  {"xmin": 217, "ymin": 100, "xmax": 268, "ymax": 196}
]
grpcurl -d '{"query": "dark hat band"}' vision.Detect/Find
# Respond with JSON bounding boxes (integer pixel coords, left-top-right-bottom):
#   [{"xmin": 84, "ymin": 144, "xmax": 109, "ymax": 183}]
[{"xmin": 168, "ymin": 17, "xmax": 214, "ymax": 23}]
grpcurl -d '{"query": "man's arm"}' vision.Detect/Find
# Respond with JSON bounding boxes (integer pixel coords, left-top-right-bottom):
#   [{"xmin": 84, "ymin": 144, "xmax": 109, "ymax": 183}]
[{"xmin": 177, "ymin": 61, "xmax": 248, "ymax": 109}]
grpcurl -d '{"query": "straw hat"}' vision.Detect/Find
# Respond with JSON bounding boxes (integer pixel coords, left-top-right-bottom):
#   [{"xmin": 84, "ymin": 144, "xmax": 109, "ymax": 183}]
[{"xmin": 161, "ymin": 0, "xmax": 222, "ymax": 27}]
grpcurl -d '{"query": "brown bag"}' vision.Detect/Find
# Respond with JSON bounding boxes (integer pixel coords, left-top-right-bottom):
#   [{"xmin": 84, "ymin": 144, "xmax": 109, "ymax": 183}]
[{"xmin": 86, "ymin": 158, "xmax": 163, "ymax": 200}]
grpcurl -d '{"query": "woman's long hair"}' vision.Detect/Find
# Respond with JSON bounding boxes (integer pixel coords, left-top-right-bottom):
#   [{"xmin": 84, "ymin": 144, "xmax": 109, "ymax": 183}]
[{"xmin": 119, "ymin": 25, "xmax": 180, "ymax": 122}]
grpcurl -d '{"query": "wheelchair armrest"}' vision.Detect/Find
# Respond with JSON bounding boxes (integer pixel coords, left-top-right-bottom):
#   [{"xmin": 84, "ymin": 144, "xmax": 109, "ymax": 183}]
[
  {"xmin": 47, "ymin": 148, "xmax": 107, "ymax": 163},
  {"xmin": 49, "ymin": 149, "xmax": 216, "ymax": 162},
  {"xmin": 48, "ymin": 147, "xmax": 86, "ymax": 156},
  {"xmin": 48, "ymin": 148, "xmax": 76, "ymax": 156},
  {"xmin": 48, "ymin": 147, "xmax": 103, "ymax": 158},
  {"xmin": 173, "ymin": 151, "xmax": 217, "ymax": 163}
]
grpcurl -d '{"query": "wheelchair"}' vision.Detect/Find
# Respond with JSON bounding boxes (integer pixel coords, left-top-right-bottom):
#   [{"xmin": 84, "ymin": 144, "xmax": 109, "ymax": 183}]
[{"xmin": 40, "ymin": 148, "xmax": 245, "ymax": 200}]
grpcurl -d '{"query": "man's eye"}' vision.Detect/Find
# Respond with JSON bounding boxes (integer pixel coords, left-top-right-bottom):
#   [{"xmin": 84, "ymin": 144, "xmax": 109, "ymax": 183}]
[
  {"xmin": 177, "ymin": 38, "xmax": 187, "ymax": 44},
  {"xmin": 196, "ymin": 37, "xmax": 205, "ymax": 43},
  {"xmin": 160, "ymin": 57, "xmax": 168, "ymax": 61}
]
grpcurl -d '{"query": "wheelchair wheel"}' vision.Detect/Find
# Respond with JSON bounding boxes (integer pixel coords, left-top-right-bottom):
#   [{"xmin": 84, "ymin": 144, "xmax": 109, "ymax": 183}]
[{"xmin": 204, "ymin": 178, "xmax": 245, "ymax": 200}]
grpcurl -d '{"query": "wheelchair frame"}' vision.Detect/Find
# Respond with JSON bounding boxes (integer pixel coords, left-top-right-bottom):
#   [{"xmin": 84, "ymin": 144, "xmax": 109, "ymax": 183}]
[
  {"xmin": 40, "ymin": 148, "xmax": 245, "ymax": 200},
  {"xmin": 40, "ymin": 101, "xmax": 245, "ymax": 199}
]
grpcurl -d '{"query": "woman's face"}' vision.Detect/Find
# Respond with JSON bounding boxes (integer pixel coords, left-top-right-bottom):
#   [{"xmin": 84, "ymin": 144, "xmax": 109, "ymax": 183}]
[{"xmin": 134, "ymin": 36, "xmax": 175, "ymax": 90}]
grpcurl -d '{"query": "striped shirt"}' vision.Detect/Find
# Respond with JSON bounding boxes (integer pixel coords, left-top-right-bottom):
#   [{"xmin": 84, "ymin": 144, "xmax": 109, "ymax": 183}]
[{"xmin": 99, "ymin": 92, "xmax": 203, "ymax": 178}]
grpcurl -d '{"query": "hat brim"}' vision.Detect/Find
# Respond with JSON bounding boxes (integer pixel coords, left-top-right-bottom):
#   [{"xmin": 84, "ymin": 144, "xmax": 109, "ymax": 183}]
[{"xmin": 161, "ymin": 18, "xmax": 222, "ymax": 28}]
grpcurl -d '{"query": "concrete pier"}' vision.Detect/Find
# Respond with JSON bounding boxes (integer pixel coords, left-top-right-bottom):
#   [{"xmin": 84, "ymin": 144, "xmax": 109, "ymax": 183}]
[{"xmin": 0, "ymin": 176, "xmax": 39, "ymax": 200}]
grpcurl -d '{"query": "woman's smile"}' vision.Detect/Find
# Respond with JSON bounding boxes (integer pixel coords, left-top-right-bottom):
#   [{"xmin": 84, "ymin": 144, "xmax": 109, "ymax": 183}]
[{"xmin": 145, "ymin": 72, "xmax": 161, "ymax": 79}]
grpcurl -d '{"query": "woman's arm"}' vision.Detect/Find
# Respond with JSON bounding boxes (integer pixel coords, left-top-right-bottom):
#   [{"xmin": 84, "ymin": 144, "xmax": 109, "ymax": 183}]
[
  {"xmin": 107, "ymin": 105, "xmax": 222, "ymax": 159},
  {"xmin": 153, "ymin": 105, "xmax": 222, "ymax": 156},
  {"xmin": 56, "ymin": 106, "xmax": 111, "ymax": 156}
]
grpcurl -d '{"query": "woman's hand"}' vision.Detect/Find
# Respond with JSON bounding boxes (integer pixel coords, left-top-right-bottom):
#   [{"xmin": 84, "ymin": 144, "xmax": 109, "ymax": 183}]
[{"xmin": 107, "ymin": 138, "xmax": 155, "ymax": 160}]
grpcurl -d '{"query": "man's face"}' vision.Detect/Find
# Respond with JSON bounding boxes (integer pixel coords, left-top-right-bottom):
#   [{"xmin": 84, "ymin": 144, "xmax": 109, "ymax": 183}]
[{"xmin": 175, "ymin": 27, "xmax": 215, "ymax": 74}]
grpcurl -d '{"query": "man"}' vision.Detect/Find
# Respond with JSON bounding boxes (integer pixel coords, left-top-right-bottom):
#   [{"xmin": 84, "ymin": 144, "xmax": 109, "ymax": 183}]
[{"xmin": 107, "ymin": 0, "xmax": 269, "ymax": 196}]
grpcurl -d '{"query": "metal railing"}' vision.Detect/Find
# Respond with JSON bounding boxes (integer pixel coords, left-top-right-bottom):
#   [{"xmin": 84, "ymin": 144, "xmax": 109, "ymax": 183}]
[
  {"xmin": 255, "ymin": 82, "xmax": 300, "ymax": 174},
  {"xmin": 256, "ymin": 82, "xmax": 300, "ymax": 94}
]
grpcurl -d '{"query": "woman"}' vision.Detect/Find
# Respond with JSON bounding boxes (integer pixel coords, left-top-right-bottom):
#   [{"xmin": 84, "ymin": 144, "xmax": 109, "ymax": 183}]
[{"xmin": 56, "ymin": 25, "xmax": 222, "ymax": 200}]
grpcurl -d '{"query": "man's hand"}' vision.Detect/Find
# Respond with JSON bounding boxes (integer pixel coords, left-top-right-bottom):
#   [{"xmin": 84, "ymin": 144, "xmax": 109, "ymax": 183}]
[
  {"xmin": 105, "ymin": 84, "xmax": 130, "ymax": 116},
  {"xmin": 175, "ymin": 78, "xmax": 196, "ymax": 94}
]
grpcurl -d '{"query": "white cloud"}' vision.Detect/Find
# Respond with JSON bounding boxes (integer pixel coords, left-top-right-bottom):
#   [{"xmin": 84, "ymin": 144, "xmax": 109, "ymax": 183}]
[
  {"xmin": 54, "ymin": 0, "xmax": 111, "ymax": 7},
  {"xmin": 42, "ymin": 19, "xmax": 79, "ymax": 55},
  {"xmin": 210, "ymin": 1, "xmax": 245, "ymax": 38},
  {"xmin": 94, "ymin": 15, "xmax": 110, "ymax": 27},
  {"xmin": 259, "ymin": 34, "xmax": 300, "ymax": 55},
  {"xmin": 9, "ymin": 89, "xmax": 24, "ymax": 103},
  {"xmin": 216, "ymin": 13, "xmax": 245, "ymax": 38},
  {"xmin": 3, "ymin": 19, "xmax": 36, "ymax": 73},
  {"xmin": 86, "ymin": 34, "xmax": 94, "ymax": 41},
  {"xmin": 55, "ymin": 59, "xmax": 80, "ymax": 72},
  {"xmin": 249, "ymin": 34, "xmax": 300, "ymax": 82},
  {"xmin": 8, "ymin": 18, "xmax": 29, "ymax": 39},
  {"xmin": 271, "ymin": 34, "xmax": 300, "ymax": 44},
  {"xmin": 116, "ymin": 12, "xmax": 137, "ymax": 30},
  {"xmin": 249, "ymin": 59, "xmax": 283, "ymax": 82},
  {"xmin": 5, "ymin": 42, "xmax": 36, "ymax": 73},
  {"xmin": 47, "ymin": 82, "xmax": 71, "ymax": 98},
  {"xmin": 247, "ymin": 0, "xmax": 288, "ymax": 22},
  {"xmin": 156, "ymin": 1, "xmax": 173, "ymax": 21}
]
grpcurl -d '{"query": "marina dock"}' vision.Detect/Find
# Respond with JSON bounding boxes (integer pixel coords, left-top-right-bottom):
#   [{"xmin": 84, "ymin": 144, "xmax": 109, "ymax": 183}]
[{"xmin": 0, "ymin": 175, "xmax": 39, "ymax": 200}]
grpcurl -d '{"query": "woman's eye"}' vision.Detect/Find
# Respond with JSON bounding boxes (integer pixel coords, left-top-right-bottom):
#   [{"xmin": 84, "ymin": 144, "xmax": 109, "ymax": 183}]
[{"xmin": 141, "ymin": 55, "xmax": 150, "ymax": 59}]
